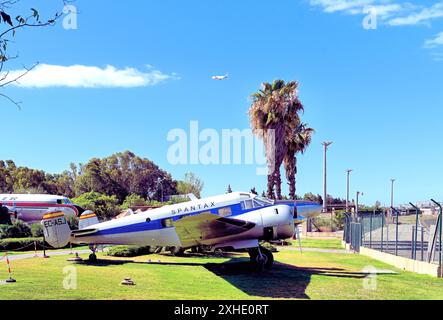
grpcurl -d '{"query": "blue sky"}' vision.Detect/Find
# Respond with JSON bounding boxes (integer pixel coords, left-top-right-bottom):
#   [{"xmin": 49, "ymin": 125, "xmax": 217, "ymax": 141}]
[{"xmin": 1, "ymin": 0, "xmax": 443, "ymax": 206}]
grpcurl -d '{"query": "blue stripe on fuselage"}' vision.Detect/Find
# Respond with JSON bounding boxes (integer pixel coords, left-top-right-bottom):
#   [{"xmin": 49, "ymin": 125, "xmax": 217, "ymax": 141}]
[{"xmin": 96, "ymin": 201, "xmax": 316, "ymax": 236}]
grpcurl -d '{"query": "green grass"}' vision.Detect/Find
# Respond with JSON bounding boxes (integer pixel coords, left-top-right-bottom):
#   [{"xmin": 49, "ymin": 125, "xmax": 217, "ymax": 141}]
[
  {"xmin": 297, "ymin": 238, "xmax": 343, "ymax": 250},
  {"xmin": 1, "ymin": 249, "xmax": 443, "ymax": 300}
]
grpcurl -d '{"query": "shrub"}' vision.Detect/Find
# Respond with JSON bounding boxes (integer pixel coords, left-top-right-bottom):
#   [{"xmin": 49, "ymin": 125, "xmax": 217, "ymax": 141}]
[
  {"xmin": 0, "ymin": 224, "xmax": 9, "ymax": 239},
  {"xmin": 0, "ymin": 220, "xmax": 32, "ymax": 239},
  {"xmin": 31, "ymin": 223, "xmax": 44, "ymax": 238},
  {"xmin": 313, "ymin": 215, "xmax": 343, "ymax": 232},
  {"xmin": 0, "ymin": 237, "xmax": 44, "ymax": 251},
  {"xmin": 121, "ymin": 194, "xmax": 148, "ymax": 210},
  {"xmin": 72, "ymin": 192, "xmax": 120, "ymax": 220},
  {"xmin": 106, "ymin": 245, "xmax": 152, "ymax": 257}
]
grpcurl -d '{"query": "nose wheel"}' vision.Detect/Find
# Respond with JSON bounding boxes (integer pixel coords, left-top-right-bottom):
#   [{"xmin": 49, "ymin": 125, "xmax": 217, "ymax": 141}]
[{"xmin": 249, "ymin": 246, "xmax": 274, "ymax": 271}]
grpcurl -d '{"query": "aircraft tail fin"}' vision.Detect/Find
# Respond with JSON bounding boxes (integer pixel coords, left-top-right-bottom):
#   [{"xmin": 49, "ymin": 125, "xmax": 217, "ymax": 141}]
[
  {"xmin": 41, "ymin": 209, "xmax": 72, "ymax": 248},
  {"xmin": 79, "ymin": 211, "xmax": 99, "ymax": 230}
]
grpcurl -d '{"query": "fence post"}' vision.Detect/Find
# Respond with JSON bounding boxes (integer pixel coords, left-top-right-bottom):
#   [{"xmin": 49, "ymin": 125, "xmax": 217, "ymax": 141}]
[
  {"xmin": 411, "ymin": 227, "xmax": 415, "ymax": 259},
  {"xmin": 421, "ymin": 227, "xmax": 429, "ymax": 261},
  {"xmin": 410, "ymin": 203, "xmax": 421, "ymax": 260},
  {"xmin": 392, "ymin": 207, "xmax": 400, "ymax": 256},
  {"xmin": 369, "ymin": 211, "xmax": 373, "ymax": 248},
  {"xmin": 386, "ymin": 210, "xmax": 389, "ymax": 253},
  {"xmin": 381, "ymin": 211, "xmax": 384, "ymax": 252},
  {"xmin": 430, "ymin": 199, "xmax": 442, "ymax": 276}
]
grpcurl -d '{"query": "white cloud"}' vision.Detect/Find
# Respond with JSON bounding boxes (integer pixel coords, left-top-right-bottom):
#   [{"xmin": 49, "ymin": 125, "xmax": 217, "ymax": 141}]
[
  {"xmin": 309, "ymin": 0, "xmax": 375, "ymax": 14},
  {"xmin": 2, "ymin": 64, "xmax": 179, "ymax": 88},
  {"xmin": 309, "ymin": 0, "xmax": 443, "ymax": 24},
  {"xmin": 424, "ymin": 31, "xmax": 443, "ymax": 48},
  {"xmin": 309, "ymin": 0, "xmax": 412, "ymax": 18},
  {"xmin": 388, "ymin": 2, "xmax": 443, "ymax": 26}
]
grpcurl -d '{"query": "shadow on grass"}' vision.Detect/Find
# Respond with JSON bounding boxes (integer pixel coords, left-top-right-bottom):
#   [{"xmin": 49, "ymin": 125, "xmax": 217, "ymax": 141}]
[{"xmin": 74, "ymin": 253, "xmax": 397, "ymax": 299}]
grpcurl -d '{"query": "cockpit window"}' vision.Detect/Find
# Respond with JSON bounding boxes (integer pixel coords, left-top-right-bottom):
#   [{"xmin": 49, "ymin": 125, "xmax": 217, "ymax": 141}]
[
  {"xmin": 241, "ymin": 200, "xmax": 254, "ymax": 210},
  {"xmin": 254, "ymin": 196, "xmax": 274, "ymax": 206}
]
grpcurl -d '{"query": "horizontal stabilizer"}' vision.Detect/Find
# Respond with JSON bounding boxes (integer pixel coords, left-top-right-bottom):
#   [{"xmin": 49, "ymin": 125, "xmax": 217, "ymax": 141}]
[{"xmin": 79, "ymin": 210, "xmax": 99, "ymax": 230}]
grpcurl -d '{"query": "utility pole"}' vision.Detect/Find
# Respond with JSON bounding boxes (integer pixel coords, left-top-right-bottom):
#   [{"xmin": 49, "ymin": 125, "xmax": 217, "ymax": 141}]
[
  {"xmin": 346, "ymin": 169, "xmax": 353, "ymax": 213},
  {"xmin": 390, "ymin": 179, "xmax": 395, "ymax": 208},
  {"xmin": 322, "ymin": 141, "xmax": 333, "ymax": 213}
]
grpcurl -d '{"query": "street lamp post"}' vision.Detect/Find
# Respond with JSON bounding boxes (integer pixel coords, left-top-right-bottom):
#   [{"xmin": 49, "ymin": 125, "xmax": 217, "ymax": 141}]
[
  {"xmin": 390, "ymin": 179, "xmax": 395, "ymax": 208},
  {"xmin": 346, "ymin": 169, "xmax": 353, "ymax": 213},
  {"xmin": 322, "ymin": 141, "xmax": 333, "ymax": 213}
]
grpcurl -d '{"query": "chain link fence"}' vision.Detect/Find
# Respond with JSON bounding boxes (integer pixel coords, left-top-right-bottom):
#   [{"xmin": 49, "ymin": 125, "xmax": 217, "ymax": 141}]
[{"xmin": 345, "ymin": 208, "xmax": 443, "ymax": 266}]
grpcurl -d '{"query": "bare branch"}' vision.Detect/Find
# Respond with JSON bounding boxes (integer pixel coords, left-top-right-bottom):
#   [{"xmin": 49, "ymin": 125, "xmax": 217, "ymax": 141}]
[{"xmin": 0, "ymin": 92, "xmax": 21, "ymax": 110}]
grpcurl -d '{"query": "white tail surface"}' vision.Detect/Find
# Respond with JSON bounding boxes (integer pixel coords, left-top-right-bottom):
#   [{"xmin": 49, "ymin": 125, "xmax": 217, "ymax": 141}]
[
  {"xmin": 79, "ymin": 211, "xmax": 100, "ymax": 230},
  {"xmin": 41, "ymin": 210, "xmax": 72, "ymax": 248}
]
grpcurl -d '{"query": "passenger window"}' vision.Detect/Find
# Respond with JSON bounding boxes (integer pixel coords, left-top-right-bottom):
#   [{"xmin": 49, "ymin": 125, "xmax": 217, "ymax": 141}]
[
  {"xmin": 218, "ymin": 207, "xmax": 232, "ymax": 217},
  {"xmin": 162, "ymin": 218, "xmax": 174, "ymax": 228}
]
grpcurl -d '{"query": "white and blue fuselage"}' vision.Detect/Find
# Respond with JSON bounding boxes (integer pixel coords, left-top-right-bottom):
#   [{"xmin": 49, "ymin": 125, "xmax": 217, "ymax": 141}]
[{"xmin": 64, "ymin": 192, "xmax": 321, "ymax": 251}]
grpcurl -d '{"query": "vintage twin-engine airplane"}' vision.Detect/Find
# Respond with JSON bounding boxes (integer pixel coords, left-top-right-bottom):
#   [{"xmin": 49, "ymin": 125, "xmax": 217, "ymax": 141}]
[
  {"xmin": 0, "ymin": 194, "xmax": 83, "ymax": 223},
  {"xmin": 42, "ymin": 192, "xmax": 321, "ymax": 270}
]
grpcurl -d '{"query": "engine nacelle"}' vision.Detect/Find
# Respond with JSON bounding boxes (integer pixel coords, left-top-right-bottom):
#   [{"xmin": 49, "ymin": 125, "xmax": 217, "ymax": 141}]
[{"xmin": 260, "ymin": 205, "xmax": 295, "ymax": 240}]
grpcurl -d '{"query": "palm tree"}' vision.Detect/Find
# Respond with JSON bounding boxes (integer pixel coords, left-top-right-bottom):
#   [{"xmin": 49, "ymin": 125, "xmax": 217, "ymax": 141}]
[
  {"xmin": 284, "ymin": 121, "xmax": 314, "ymax": 200},
  {"xmin": 249, "ymin": 80, "xmax": 301, "ymax": 199}
]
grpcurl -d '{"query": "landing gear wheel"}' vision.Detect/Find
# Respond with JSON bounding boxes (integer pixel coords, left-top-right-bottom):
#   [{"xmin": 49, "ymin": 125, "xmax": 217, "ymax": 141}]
[
  {"xmin": 89, "ymin": 253, "xmax": 97, "ymax": 263},
  {"xmin": 249, "ymin": 246, "xmax": 274, "ymax": 271}
]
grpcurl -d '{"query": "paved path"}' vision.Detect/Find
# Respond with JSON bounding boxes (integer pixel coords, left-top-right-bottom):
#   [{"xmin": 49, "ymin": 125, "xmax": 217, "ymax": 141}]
[
  {"xmin": 276, "ymin": 246, "xmax": 352, "ymax": 254},
  {"xmin": 4, "ymin": 247, "xmax": 351, "ymax": 262},
  {"xmin": 5, "ymin": 250, "xmax": 92, "ymax": 261}
]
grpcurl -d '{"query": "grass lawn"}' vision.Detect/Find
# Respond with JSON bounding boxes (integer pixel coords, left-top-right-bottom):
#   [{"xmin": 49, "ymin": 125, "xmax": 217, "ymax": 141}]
[
  {"xmin": 1, "ymin": 249, "xmax": 443, "ymax": 300},
  {"xmin": 296, "ymin": 238, "xmax": 343, "ymax": 250}
]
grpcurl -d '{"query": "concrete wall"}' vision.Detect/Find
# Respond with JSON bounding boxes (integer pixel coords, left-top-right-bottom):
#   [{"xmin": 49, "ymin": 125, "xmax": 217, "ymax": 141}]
[{"xmin": 360, "ymin": 246, "xmax": 441, "ymax": 278}]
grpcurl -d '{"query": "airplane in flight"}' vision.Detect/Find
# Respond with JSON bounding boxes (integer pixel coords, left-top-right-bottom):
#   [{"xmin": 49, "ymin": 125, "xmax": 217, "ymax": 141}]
[
  {"xmin": 212, "ymin": 74, "xmax": 229, "ymax": 80},
  {"xmin": 42, "ymin": 192, "xmax": 321, "ymax": 270},
  {"xmin": 0, "ymin": 194, "xmax": 83, "ymax": 223}
]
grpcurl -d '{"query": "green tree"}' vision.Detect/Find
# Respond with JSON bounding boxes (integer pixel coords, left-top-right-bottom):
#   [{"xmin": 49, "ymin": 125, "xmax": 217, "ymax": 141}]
[
  {"xmin": 176, "ymin": 172, "xmax": 204, "ymax": 198},
  {"xmin": 121, "ymin": 194, "xmax": 148, "ymax": 210},
  {"xmin": 75, "ymin": 151, "xmax": 177, "ymax": 202},
  {"xmin": 249, "ymin": 80, "xmax": 303, "ymax": 199},
  {"xmin": 72, "ymin": 192, "xmax": 120, "ymax": 220},
  {"xmin": 284, "ymin": 122, "xmax": 314, "ymax": 200}
]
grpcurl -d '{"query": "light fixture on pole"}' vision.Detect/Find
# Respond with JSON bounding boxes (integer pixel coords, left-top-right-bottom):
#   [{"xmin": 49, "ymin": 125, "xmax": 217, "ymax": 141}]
[{"xmin": 322, "ymin": 141, "xmax": 333, "ymax": 213}]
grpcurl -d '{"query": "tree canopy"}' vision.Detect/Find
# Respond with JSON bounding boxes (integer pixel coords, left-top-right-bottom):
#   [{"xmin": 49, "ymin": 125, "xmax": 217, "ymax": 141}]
[{"xmin": 0, "ymin": 151, "xmax": 178, "ymax": 203}]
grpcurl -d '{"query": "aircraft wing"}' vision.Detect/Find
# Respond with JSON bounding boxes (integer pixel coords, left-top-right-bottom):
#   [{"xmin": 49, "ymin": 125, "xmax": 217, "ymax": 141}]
[{"xmin": 174, "ymin": 213, "xmax": 255, "ymax": 248}]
